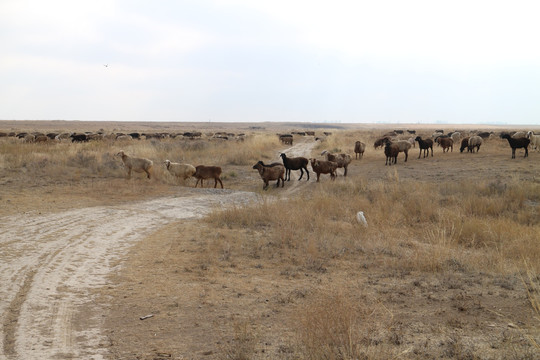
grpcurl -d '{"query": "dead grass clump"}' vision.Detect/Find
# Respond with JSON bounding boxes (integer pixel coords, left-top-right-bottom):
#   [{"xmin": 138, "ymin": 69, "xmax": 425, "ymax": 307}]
[
  {"xmin": 293, "ymin": 290, "xmax": 395, "ymax": 359},
  {"xmin": 219, "ymin": 320, "xmax": 258, "ymax": 360}
]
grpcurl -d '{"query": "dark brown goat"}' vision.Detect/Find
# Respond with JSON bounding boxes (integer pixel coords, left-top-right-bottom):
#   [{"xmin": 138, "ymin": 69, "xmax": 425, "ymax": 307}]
[
  {"xmin": 252, "ymin": 161, "xmax": 285, "ymax": 189},
  {"xmin": 280, "ymin": 153, "xmax": 309, "ymax": 181},
  {"xmin": 384, "ymin": 141, "xmax": 399, "ymax": 165},
  {"xmin": 310, "ymin": 159, "xmax": 337, "ymax": 182},
  {"xmin": 193, "ymin": 165, "xmax": 223, "ymax": 188},
  {"xmin": 415, "ymin": 136, "xmax": 433, "ymax": 158},
  {"xmin": 500, "ymin": 134, "xmax": 530, "ymax": 159}
]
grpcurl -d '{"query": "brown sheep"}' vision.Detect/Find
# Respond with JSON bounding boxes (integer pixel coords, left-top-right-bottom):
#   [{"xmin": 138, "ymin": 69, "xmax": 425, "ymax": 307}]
[
  {"xmin": 460, "ymin": 137, "xmax": 470, "ymax": 153},
  {"xmin": 193, "ymin": 165, "xmax": 223, "ymax": 188},
  {"xmin": 279, "ymin": 134, "xmax": 293, "ymax": 145},
  {"xmin": 415, "ymin": 136, "xmax": 433, "ymax": 158},
  {"xmin": 374, "ymin": 137, "xmax": 390, "ymax": 149},
  {"xmin": 252, "ymin": 161, "xmax": 285, "ymax": 190},
  {"xmin": 500, "ymin": 134, "xmax": 529, "ymax": 158},
  {"xmin": 437, "ymin": 137, "xmax": 454, "ymax": 152},
  {"xmin": 354, "ymin": 141, "xmax": 366, "ymax": 159},
  {"xmin": 321, "ymin": 151, "xmax": 352, "ymax": 176},
  {"xmin": 310, "ymin": 158, "xmax": 337, "ymax": 182},
  {"xmin": 384, "ymin": 141, "xmax": 399, "ymax": 165},
  {"xmin": 390, "ymin": 140, "xmax": 412, "ymax": 161}
]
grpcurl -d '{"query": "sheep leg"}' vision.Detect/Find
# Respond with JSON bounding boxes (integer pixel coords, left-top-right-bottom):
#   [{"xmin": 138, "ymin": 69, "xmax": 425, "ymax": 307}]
[
  {"xmin": 525, "ymin": 147, "xmax": 528, "ymax": 158},
  {"xmin": 305, "ymin": 167, "xmax": 310, "ymax": 181},
  {"xmin": 404, "ymin": 151, "xmax": 408, "ymax": 162},
  {"xmin": 343, "ymin": 166, "xmax": 348, "ymax": 176},
  {"xmin": 298, "ymin": 168, "xmax": 303, "ymax": 181},
  {"xmin": 216, "ymin": 178, "xmax": 224, "ymax": 189},
  {"xmin": 127, "ymin": 167, "xmax": 132, "ymax": 179},
  {"xmin": 316, "ymin": 172, "xmax": 320, "ymax": 182}
]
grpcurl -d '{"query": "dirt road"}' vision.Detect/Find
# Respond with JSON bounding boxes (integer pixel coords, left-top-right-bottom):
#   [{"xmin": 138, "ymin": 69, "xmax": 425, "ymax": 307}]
[{"xmin": 0, "ymin": 140, "xmax": 316, "ymax": 360}]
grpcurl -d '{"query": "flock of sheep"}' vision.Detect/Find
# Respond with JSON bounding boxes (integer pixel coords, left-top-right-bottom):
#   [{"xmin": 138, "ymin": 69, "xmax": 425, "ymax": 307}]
[
  {"xmin": 115, "ymin": 128, "xmax": 538, "ymax": 190},
  {"xmin": 117, "ymin": 150, "xmax": 225, "ymax": 188},
  {"xmin": 374, "ymin": 129, "xmax": 539, "ymax": 166}
]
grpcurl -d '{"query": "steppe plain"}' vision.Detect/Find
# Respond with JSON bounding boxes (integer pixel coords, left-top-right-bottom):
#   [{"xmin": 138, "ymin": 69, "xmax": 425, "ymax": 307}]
[{"xmin": 0, "ymin": 120, "xmax": 539, "ymax": 360}]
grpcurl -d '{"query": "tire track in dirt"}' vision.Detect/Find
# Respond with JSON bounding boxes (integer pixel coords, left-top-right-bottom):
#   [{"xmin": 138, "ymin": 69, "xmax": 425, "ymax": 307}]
[
  {"xmin": 0, "ymin": 140, "xmax": 316, "ymax": 360},
  {"xmin": 0, "ymin": 189, "xmax": 259, "ymax": 360}
]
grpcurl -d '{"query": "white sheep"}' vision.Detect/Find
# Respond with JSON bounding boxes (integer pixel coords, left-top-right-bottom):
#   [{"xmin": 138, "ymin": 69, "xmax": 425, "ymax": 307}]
[
  {"xmin": 450, "ymin": 132, "xmax": 461, "ymax": 144},
  {"xmin": 467, "ymin": 136, "xmax": 483, "ymax": 153},
  {"xmin": 164, "ymin": 160, "xmax": 196, "ymax": 182},
  {"xmin": 527, "ymin": 131, "xmax": 540, "ymax": 151},
  {"xmin": 511, "ymin": 131, "xmax": 527, "ymax": 139},
  {"xmin": 116, "ymin": 150, "xmax": 153, "ymax": 179}
]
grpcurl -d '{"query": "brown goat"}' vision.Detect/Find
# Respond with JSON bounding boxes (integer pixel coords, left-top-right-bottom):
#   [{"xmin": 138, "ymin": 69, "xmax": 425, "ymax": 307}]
[
  {"xmin": 193, "ymin": 165, "xmax": 223, "ymax": 188},
  {"xmin": 310, "ymin": 158, "xmax": 337, "ymax": 182}
]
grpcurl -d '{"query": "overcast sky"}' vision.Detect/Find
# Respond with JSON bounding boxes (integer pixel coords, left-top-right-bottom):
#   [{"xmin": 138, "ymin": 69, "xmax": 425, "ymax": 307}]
[{"xmin": 1, "ymin": 0, "xmax": 539, "ymax": 124}]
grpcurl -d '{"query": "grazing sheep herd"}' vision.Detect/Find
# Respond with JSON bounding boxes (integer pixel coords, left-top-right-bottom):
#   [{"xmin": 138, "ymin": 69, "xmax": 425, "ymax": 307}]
[{"xmin": 2, "ymin": 127, "xmax": 537, "ymax": 191}]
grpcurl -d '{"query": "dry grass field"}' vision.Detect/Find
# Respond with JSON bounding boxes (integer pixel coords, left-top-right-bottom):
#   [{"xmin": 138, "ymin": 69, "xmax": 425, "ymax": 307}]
[{"xmin": 0, "ymin": 120, "xmax": 539, "ymax": 360}]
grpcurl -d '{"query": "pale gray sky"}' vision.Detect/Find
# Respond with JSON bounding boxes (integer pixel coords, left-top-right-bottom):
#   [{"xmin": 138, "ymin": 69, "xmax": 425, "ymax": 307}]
[{"xmin": 1, "ymin": 0, "xmax": 539, "ymax": 124}]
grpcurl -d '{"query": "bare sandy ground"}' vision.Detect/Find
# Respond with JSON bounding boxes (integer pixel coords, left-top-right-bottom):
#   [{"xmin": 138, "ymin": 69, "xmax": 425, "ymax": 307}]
[{"xmin": 0, "ymin": 140, "xmax": 315, "ymax": 360}]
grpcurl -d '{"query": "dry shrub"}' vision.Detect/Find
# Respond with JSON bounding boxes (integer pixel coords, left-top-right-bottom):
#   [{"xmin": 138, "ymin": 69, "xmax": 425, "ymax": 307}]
[
  {"xmin": 207, "ymin": 176, "xmax": 540, "ymax": 276},
  {"xmin": 293, "ymin": 290, "xmax": 394, "ymax": 360},
  {"xmin": 219, "ymin": 320, "xmax": 257, "ymax": 360},
  {"xmin": 521, "ymin": 260, "xmax": 540, "ymax": 350}
]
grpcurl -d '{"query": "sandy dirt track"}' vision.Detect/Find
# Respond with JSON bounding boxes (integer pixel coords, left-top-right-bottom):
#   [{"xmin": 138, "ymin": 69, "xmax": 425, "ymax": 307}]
[
  {"xmin": 0, "ymin": 190, "xmax": 263, "ymax": 359},
  {"xmin": 0, "ymin": 141, "xmax": 315, "ymax": 360}
]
